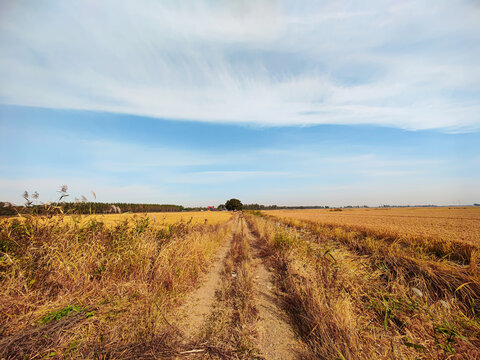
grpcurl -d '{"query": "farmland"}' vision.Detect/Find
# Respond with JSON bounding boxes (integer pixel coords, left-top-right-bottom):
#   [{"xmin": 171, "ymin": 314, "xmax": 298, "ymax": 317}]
[
  {"xmin": 260, "ymin": 207, "xmax": 480, "ymax": 358},
  {"xmin": 1, "ymin": 207, "xmax": 479, "ymax": 359},
  {"xmin": 72, "ymin": 210, "xmax": 232, "ymax": 226},
  {"xmin": 265, "ymin": 207, "xmax": 480, "ymax": 246}
]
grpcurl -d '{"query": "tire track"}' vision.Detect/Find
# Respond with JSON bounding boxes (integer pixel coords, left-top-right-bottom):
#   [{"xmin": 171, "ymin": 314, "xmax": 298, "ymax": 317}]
[
  {"xmin": 174, "ymin": 214, "xmax": 241, "ymax": 341},
  {"xmin": 175, "ymin": 214, "xmax": 307, "ymax": 359},
  {"xmin": 243, "ymin": 215, "xmax": 307, "ymax": 360}
]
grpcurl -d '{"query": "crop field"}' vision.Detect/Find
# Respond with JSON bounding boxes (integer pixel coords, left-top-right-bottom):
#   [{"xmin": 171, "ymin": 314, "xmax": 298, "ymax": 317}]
[
  {"xmin": 265, "ymin": 207, "xmax": 480, "ymax": 246},
  {"xmin": 4, "ymin": 211, "xmax": 232, "ymax": 227},
  {"xmin": 260, "ymin": 207, "xmax": 480, "ymax": 358},
  {"xmin": 1, "ymin": 207, "xmax": 479, "ymax": 359},
  {"xmin": 73, "ymin": 211, "xmax": 232, "ymax": 226}
]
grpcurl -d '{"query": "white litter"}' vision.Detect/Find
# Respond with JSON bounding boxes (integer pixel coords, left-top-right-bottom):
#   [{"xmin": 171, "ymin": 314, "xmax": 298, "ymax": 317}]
[{"xmin": 412, "ymin": 287, "xmax": 423, "ymax": 297}]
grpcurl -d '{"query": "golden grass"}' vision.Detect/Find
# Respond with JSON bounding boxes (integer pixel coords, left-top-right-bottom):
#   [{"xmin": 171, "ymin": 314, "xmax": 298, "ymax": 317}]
[
  {"xmin": 81, "ymin": 211, "xmax": 232, "ymax": 226},
  {"xmin": 3, "ymin": 205, "xmax": 479, "ymax": 359},
  {"xmin": 246, "ymin": 212, "xmax": 480, "ymax": 359},
  {"xmin": 266, "ymin": 207, "xmax": 480, "ymax": 246},
  {"xmin": 0, "ymin": 212, "xmax": 233, "ymax": 358}
]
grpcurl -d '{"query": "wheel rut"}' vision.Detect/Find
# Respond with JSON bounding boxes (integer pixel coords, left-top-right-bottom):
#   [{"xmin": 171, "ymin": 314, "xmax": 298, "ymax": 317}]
[
  {"xmin": 173, "ymin": 214, "xmax": 306, "ymax": 359},
  {"xmin": 174, "ymin": 214, "xmax": 241, "ymax": 341},
  {"xmin": 243, "ymin": 216, "xmax": 307, "ymax": 360}
]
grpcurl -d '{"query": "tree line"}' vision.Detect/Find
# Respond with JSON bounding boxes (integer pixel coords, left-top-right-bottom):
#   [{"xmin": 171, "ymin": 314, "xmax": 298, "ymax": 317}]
[{"xmin": 0, "ymin": 201, "xmax": 184, "ymax": 216}]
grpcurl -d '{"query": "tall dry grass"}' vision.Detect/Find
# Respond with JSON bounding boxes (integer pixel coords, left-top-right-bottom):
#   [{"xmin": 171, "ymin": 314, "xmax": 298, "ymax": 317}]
[
  {"xmin": 0, "ymin": 212, "xmax": 233, "ymax": 359},
  {"xmin": 274, "ymin": 216, "xmax": 480, "ymax": 316},
  {"xmin": 246, "ymin": 213, "xmax": 480, "ymax": 359}
]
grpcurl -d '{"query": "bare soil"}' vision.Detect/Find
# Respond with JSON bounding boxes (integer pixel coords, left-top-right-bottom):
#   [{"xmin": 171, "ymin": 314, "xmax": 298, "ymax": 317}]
[
  {"xmin": 174, "ymin": 215, "xmax": 239, "ymax": 340},
  {"xmin": 173, "ymin": 215, "xmax": 306, "ymax": 359},
  {"xmin": 244, "ymin": 217, "xmax": 307, "ymax": 360}
]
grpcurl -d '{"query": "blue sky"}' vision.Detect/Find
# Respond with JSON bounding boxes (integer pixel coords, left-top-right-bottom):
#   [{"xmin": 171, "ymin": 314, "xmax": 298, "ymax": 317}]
[{"xmin": 0, "ymin": 1, "xmax": 479, "ymax": 206}]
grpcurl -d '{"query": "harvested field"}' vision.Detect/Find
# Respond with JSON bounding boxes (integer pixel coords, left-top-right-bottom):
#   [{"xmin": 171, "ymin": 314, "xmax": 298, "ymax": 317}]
[
  {"xmin": 266, "ymin": 207, "xmax": 480, "ymax": 265},
  {"xmin": 254, "ymin": 208, "xmax": 480, "ymax": 359},
  {"xmin": 265, "ymin": 207, "xmax": 480, "ymax": 246}
]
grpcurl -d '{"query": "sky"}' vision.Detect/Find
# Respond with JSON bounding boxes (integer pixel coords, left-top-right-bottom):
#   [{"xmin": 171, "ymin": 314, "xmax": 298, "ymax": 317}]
[{"xmin": 0, "ymin": 0, "xmax": 479, "ymax": 206}]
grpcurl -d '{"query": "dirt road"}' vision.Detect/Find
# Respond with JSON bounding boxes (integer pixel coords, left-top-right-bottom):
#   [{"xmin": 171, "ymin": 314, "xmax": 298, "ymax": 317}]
[{"xmin": 174, "ymin": 214, "xmax": 306, "ymax": 359}]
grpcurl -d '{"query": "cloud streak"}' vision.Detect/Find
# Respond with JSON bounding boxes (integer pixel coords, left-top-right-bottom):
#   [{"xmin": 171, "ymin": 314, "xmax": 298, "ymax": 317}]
[
  {"xmin": 1, "ymin": 108, "xmax": 479, "ymax": 206},
  {"xmin": 0, "ymin": 0, "xmax": 479, "ymax": 130}
]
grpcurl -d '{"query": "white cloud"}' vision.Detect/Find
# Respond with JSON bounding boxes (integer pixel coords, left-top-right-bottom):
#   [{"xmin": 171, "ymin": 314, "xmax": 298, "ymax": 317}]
[{"xmin": 0, "ymin": 0, "xmax": 479, "ymax": 130}]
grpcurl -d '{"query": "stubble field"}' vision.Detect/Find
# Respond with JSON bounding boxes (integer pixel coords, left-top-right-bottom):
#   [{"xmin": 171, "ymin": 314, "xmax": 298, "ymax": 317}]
[{"xmin": 265, "ymin": 207, "xmax": 480, "ymax": 246}]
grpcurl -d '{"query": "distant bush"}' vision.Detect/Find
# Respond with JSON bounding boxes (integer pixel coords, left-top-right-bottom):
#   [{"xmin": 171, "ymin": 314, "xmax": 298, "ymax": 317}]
[
  {"xmin": 225, "ymin": 198, "xmax": 243, "ymax": 211},
  {"xmin": 0, "ymin": 202, "xmax": 16, "ymax": 216}
]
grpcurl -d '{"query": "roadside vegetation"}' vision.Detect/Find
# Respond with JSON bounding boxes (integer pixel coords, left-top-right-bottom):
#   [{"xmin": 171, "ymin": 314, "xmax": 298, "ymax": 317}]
[
  {"xmin": 246, "ymin": 210, "xmax": 480, "ymax": 359},
  {"xmin": 0, "ymin": 209, "xmax": 232, "ymax": 358}
]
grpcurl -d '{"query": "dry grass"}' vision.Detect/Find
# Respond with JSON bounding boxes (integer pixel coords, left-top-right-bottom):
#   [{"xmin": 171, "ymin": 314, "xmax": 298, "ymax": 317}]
[
  {"xmin": 81, "ymin": 211, "xmax": 233, "ymax": 226},
  {"xmin": 264, "ymin": 207, "xmax": 480, "ymax": 245},
  {"xmin": 246, "ymin": 214, "xmax": 372, "ymax": 359},
  {"xmin": 0, "ymin": 212, "xmax": 233, "ymax": 359},
  {"xmin": 266, "ymin": 207, "xmax": 480, "ymax": 265},
  {"xmin": 246, "ymin": 211, "xmax": 480, "ymax": 359},
  {"xmin": 267, "ymin": 214, "xmax": 480, "ymax": 311}
]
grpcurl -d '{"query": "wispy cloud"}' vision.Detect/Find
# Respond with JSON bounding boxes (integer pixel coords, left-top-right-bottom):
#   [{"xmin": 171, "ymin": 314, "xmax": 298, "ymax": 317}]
[
  {"xmin": 172, "ymin": 170, "xmax": 294, "ymax": 185},
  {"xmin": 0, "ymin": 109, "xmax": 478, "ymax": 206},
  {"xmin": 1, "ymin": 1, "xmax": 479, "ymax": 130},
  {"xmin": 85, "ymin": 140, "xmax": 224, "ymax": 171}
]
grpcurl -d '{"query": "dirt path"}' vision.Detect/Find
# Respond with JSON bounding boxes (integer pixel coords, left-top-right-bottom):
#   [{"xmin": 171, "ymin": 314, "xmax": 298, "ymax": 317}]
[
  {"xmin": 174, "ymin": 215, "xmax": 240, "ymax": 340},
  {"xmin": 243, "ymin": 216, "xmax": 306, "ymax": 360},
  {"xmin": 173, "ymin": 214, "xmax": 305, "ymax": 359}
]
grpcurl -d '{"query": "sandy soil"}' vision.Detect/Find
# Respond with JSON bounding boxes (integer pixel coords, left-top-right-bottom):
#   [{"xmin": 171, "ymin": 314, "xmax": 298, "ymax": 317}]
[
  {"xmin": 174, "ymin": 215, "xmax": 239, "ymax": 340},
  {"xmin": 245, "ymin": 218, "xmax": 307, "ymax": 360},
  {"xmin": 174, "ymin": 215, "xmax": 306, "ymax": 359}
]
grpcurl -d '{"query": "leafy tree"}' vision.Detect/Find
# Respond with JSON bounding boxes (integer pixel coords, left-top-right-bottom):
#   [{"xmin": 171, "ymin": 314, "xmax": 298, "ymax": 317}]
[{"xmin": 225, "ymin": 198, "xmax": 243, "ymax": 211}]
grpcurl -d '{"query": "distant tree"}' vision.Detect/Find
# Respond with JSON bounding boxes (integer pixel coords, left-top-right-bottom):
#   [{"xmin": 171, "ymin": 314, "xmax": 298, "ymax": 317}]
[
  {"xmin": 217, "ymin": 204, "xmax": 226, "ymax": 210},
  {"xmin": 243, "ymin": 203, "xmax": 263, "ymax": 210},
  {"xmin": 225, "ymin": 198, "xmax": 243, "ymax": 211}
]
